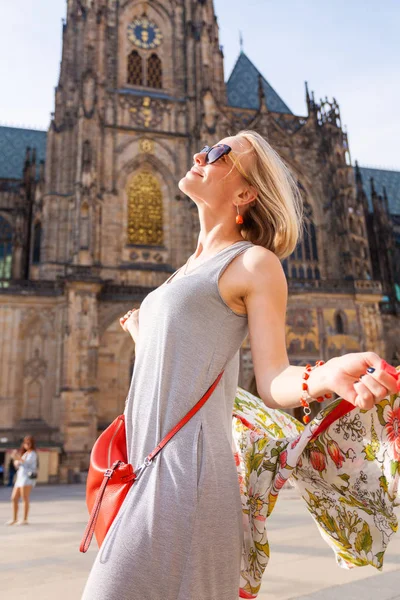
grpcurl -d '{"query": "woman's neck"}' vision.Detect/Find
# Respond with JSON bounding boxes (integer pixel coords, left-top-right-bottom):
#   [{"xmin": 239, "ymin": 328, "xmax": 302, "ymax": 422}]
[{"xmin": 192, "ymin": 236, "xmax": 244, "ymax": 259}]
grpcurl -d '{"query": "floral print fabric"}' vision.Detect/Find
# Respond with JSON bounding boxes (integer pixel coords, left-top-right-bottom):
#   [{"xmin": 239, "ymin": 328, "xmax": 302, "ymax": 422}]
[{"xmin": 231, "ymin": 371, "xmax": 400, "ymax": 599}]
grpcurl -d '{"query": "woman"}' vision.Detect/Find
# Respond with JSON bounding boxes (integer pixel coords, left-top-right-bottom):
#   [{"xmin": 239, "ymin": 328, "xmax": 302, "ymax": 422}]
[
  {"xmin": 82, "ymin": 130, "xmax": 397, "ymax": 600},
  {"xmin": 6, "ymin": 435, "xmax": 38, "ymax": 526}
]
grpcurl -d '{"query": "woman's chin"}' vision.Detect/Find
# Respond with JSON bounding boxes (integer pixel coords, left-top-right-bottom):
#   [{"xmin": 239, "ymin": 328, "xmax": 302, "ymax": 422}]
[{"xmin": 178, "ymin": 176, "xmax": 196, "ymax": 194}]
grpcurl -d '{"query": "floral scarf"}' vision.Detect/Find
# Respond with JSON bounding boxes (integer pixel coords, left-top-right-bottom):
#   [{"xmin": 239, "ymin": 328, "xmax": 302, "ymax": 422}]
[{"xmin": 231, "ymin": 371, "xmax": 400, "ymax": 599}]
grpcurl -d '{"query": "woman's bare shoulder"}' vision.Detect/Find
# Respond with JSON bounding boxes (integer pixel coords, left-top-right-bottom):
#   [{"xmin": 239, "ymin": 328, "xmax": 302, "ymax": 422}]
[
  {"xmin": 219, "ymin": 245, "xmax": 285, "ymax": 315},
  {"xmin": 242, "ymin": 245, "xmax": 285, "ymax": 285}
]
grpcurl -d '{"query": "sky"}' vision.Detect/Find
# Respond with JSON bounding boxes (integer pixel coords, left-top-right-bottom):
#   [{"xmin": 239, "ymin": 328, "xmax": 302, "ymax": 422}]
[{"xmin": 0, "ymin": 0, "xmax": 399, "ymax": 170}]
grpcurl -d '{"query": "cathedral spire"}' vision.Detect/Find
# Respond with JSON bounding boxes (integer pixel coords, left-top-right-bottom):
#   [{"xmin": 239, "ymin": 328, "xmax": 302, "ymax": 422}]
[
  {"xmin": 370, "ymin": 176, "xmax": 381, "ymax": 215},
  {"xmin": 258, "ymin": 73, "xmax": 266, "ymax": 109},
  {"xmin": 354, "ymin": 160, "xmax": 362, "ymax": 185},
  {"xmin": 383, "ymin": 185, "xmax": 390, "ymax": 215},
  {"xmin": 305, "ymin": 81, "xmax": 312, "ymax": 115}
]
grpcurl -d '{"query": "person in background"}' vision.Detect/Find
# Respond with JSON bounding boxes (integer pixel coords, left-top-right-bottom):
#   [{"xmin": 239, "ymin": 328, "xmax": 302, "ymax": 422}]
[
  {"xmin": 7, "ymin": 450, "xmax": 18, "ymax": 487},
  {"xmin": 5, "ymin": 435, "xmax": 38, "ymax": 525}
]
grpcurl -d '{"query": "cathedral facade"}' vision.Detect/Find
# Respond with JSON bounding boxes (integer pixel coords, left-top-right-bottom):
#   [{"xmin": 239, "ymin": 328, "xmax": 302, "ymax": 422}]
[{"xmin": 1, "ymin": 0, "xmax": 399, "ymax": 482}]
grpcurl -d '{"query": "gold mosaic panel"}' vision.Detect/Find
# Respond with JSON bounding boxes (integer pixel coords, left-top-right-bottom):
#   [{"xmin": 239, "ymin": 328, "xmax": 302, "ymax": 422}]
[{"xmin": 127, "ymin": 171, "xmax": 163, "ymax": 245}]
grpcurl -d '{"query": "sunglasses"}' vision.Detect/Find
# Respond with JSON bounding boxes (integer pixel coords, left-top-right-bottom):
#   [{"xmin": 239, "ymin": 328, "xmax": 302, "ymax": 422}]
[{"xmin": 198, "ymin": 144, "xmax": 232, "ymax": 164}]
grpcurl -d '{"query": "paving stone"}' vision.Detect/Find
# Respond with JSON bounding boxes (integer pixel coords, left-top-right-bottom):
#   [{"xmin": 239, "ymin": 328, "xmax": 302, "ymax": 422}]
[{"xmin": 0, "ymin": 485, "xmax": 399, "ymax": 600}]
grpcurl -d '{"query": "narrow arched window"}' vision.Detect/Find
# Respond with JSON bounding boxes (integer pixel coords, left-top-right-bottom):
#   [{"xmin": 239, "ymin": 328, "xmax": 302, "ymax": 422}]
[
  {"xmin": 304, "ymin": 227, "xmax": 311, "ymax": 261},
  {"xmin": 127, "ymin": 50, "xmax": 143, "ymax": 85},
  {"xmin": 80, "ymin": 203, "xmax": 89, "ymax": 250},
  {"xmin": 147, "ymin": 53, "xmax": 162, "ymax": 88},
  {"xmin": 310, "ymin": 223, "xmax": 318, "ymax": 260},
  {"xmin": 286, "ymin": 199, "xmax": 319, "ymax": 280},
  {"xmin": 32, "ymin": 222, "xmax": 41, "ymax": 264},
  {"xmin": 335, "ymin": 312, "xmax": 345, "ymax": 334},
  {"xmin": 0, "ymin": 216, "xmax": 12, "ymax": 279}
]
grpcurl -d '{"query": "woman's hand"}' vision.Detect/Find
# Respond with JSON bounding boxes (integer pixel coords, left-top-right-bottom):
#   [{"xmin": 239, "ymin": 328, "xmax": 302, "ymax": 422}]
[
  {"xmin": 119, "ymin": 308, "xmax": 140, "ymax": 343},
  {"xmin": 323, "ymin": 352, "xmax": 399, "ymax": 410}
]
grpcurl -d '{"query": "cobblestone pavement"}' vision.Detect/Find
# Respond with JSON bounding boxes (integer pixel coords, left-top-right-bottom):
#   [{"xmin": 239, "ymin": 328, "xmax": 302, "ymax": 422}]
[{"xmin": 0, "ymin": 484, "xmax": 399, "ymax": 600}]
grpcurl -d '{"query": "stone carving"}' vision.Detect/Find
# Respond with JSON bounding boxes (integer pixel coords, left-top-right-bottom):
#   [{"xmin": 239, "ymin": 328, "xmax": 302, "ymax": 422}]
[
  {"xmin": 82, "ymin": 140, "xmax": 92, "ymax": 172},
  {"xmin": 81, "ymin": 70, "xmax": 97, "ymax": 118},
  {"xmin": 120, "ymin": 95, "xmax": 169, "ymax": 129},
  {"xmin": 139, "ymin": 138, "xmax": 154, "ymax": 154},
  {"xmin": 23, "ymin": 348, "xmax": 48, "ymax": 379},
  {"xmin": 23, "ymin": 379, "xmax": 43, "ymax": 420},
  {"xmin": 274, "ymin": 115, "xmax": 307, "ymax": 135},
  {"xmin": 287, "ymin": 308, "xmax": 316, "ymax": 335},
  {"xmin": 19, "ymin": 308, "xmax": 56, "ymax": 337},
  {"xmin": 128, "ymin": 249, "xmax": 164, "ymax": 263}
]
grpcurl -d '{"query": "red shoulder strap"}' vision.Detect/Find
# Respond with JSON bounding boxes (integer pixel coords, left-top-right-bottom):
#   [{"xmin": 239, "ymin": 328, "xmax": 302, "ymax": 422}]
[
  {"xmin": 80, "ymin": 371, "xmax": 225, "ymax": 553},
  {"xmin": 145, "ymin": 370, "xmax": 224, "ymax": 464}
]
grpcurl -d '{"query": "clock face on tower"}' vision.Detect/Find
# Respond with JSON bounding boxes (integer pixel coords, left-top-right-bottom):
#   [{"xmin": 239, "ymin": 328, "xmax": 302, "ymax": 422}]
[{"xmin": 127, "ymin": 17, "xmax": 163, "ymax": 49}]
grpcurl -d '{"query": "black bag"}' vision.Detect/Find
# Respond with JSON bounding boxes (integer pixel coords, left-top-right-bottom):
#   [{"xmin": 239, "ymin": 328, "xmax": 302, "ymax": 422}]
[{"xmin": 27, "ymin": 452, "xmax": 39, "ymax": 479}]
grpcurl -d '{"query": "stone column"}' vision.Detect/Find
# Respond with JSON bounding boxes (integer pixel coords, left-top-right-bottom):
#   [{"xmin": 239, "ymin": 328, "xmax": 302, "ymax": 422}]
[
  {"xmin": 59, "ymin": 276, "xmax": 102, "ymax": 480},
  {"xmin": 358, "ymin": 301, "xmax": 386, "ymax": 358}
]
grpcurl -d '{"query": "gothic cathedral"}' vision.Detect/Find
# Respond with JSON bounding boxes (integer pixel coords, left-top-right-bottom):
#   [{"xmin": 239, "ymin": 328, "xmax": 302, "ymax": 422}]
[{"xmin": 0, "ymin": 0, "xmax": 399, "ymax": 482}]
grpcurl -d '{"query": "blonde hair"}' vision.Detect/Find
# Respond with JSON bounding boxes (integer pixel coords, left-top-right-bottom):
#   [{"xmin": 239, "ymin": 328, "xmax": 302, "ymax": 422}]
[{"xmin": 228, "ymin": 130, "xmax": 304, "ymax": 260}]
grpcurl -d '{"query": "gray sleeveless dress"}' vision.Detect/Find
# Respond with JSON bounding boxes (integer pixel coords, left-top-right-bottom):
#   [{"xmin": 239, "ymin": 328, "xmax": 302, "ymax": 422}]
[{"xmin": 82, "ymin": 240, "xmax": 254, "ymax": 600}]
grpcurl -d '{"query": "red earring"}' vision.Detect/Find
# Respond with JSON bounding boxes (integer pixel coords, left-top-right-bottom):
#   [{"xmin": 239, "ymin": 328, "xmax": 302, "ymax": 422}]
[{"xmin": 236, "ymin": 204, "xmax": 243, "ymax": 225}]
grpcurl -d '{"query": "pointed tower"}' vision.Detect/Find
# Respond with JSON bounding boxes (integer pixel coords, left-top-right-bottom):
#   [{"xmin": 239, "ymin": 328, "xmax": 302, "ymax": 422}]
[
  {"xmin": 40, "ymin": 0, "xmax": 229, "ymax": 279},
  {"xmin": 37, "ymin": 0, "xmax": 230, "ymax": 469}
]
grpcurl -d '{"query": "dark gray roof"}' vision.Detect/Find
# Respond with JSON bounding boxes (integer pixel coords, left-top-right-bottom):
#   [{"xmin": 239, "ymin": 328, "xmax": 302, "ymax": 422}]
[
  {"xmin": 0, "ymin": 126, "xmax": 47, "ymax": 181},
  {"xmin": 226, "ymin": 52, "xmax": 293, "ymax": 114},
  {"xmin": 355, "ymin": 166, "xmax": 400, "ymax": 215}
]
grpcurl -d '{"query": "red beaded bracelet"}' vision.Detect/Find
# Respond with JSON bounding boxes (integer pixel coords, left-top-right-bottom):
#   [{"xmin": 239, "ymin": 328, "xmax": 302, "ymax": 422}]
[{"xmin": 300, "ymin": 360, "xmax": 332, "ymax": 424}]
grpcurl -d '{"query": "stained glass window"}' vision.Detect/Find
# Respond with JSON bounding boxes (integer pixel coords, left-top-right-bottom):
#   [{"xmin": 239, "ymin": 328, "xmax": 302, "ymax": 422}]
[
  {"xmin": 32, "ymin": 221, "xmax": 41, "ymax": 264},
  {"xmin": 127, "ymin": 50, "xmax": 143, "ymax": 85},
  {"xmin": 0, "ymin": 216, "xmax": 12, "ymax": 279},
  {"xmin": 127, "ymin": 172, "xmax": 163, "ymax": 245},
  {"xmin": 310, "ymin": 223, "xmax": 318, "ymax": 260},
  {"xmin": 283, "ymin": 201, "xmax": 319, "ymax": 280},
  {"xmin": 335, "ymin": 312, "xmax": 345, "ymax": 334},
  {"xmin": 147, "ymin": 53, "xmax": 162, "ymax": 89}
]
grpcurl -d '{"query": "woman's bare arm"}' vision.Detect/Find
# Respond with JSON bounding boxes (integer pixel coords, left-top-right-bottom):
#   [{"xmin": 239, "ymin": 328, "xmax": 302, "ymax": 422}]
[{"xmin": 243, "ymin": 246, "xmax": 330, "ymax": 409}]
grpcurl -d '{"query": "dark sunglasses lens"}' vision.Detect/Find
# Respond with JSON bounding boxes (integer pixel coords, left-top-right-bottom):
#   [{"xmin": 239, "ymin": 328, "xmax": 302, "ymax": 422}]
[{"xmin": 207, "ymin": 146, "xmax": 226, "ymax": 164}]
